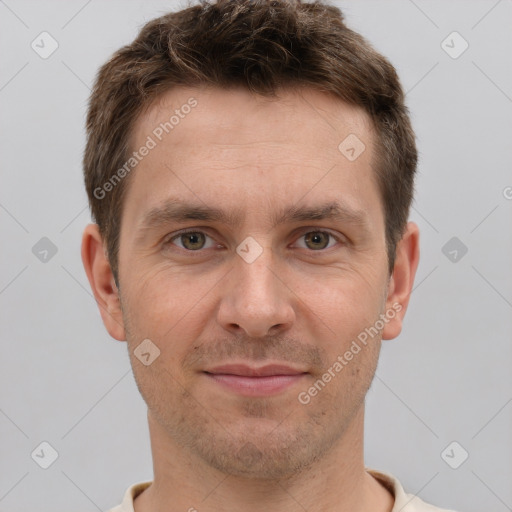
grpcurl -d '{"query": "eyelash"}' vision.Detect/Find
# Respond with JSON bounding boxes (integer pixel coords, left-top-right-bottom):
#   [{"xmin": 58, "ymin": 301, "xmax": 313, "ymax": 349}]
[{"xmin": 164, "ymin": 228, "xmax": 345, "ymax": 254}]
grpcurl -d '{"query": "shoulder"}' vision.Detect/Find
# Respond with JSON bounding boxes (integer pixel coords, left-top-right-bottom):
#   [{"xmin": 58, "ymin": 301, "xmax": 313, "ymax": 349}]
[
  {"xmin": 104, "ymin": 481, "xmax": 152, "ymax": 512},
  {"xmin": 366, "ymin": 467, "xmax": 459, "ymax": 512}
]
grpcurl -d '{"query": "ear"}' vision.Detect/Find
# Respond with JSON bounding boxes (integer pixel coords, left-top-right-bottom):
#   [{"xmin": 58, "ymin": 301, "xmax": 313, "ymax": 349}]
[
  {"xmin": 382, "ymin": 221, "xmax": 420, "ymax": 340},
  {"xmin": 81, "ymin": 223, "xmax": 126, "ymax": 341}
]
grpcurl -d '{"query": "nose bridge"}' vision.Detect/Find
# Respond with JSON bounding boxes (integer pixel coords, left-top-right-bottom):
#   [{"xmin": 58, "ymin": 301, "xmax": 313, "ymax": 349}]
[{"xmin": 234, "ymin": 240, "xmax": 281, "ymax": 308}]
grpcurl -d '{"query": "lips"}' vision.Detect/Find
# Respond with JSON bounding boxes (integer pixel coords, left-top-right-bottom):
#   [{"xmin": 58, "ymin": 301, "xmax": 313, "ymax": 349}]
[
  {"xmin": 203, "ymin": 363, "xmax": 308, "ymax": 397},
  {"xmin": 204, "ymin": 363, "xmax": 306, "ymax": 377}
]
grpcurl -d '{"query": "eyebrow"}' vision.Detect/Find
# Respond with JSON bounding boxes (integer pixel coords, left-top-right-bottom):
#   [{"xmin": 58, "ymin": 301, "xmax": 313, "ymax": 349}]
[{"xmin": 136, "ymin": 198, "xmax": 370, "ymax": 237}]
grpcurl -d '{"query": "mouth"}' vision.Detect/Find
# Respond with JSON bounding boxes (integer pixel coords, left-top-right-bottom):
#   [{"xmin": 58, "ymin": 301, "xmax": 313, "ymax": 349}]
[{"xmin": 202, "ymin": 363, "xmax": 308, "ymax": 397}]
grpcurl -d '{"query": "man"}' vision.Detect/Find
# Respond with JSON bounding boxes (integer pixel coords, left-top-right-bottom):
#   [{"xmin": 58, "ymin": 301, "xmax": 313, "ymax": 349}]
[{"xmin": 81, "ymin": 1, "xmax": 457, "ymax": 511}]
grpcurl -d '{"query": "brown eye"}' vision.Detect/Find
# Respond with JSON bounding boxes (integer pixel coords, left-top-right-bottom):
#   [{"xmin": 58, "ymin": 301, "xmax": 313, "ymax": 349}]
[
  {"xmin": 170, "ymin": 231, "xmax": 211, "ymax": 250},
  {"xmin": 303, "ymin": 231, "xmax": 332, "ymax": 250},
  {"xmin": 181, "ymin": 232, "xmax": 205, "ymax": 250}
]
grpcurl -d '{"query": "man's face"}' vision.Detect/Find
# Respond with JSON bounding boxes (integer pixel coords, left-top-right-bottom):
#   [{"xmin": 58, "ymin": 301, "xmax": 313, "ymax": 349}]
[{"xmin": 116, "ymin": 86, "xmax": 393, "ymax": 478}]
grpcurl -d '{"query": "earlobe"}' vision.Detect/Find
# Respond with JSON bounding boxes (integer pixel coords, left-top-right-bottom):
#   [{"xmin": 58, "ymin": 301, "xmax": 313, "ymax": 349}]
[
  {"xmin": 81, "ymin": 223, "xmax": 126, "ymax": 341},
  {"xmin": 382, "ymin": 221, "xmax": 420, "ymax": 340}
]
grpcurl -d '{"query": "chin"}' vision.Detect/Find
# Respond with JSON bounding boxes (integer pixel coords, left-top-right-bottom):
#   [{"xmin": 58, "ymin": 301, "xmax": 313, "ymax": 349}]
[{"xmin": 186, "ymin": 424, "xmax": 330, "ymax": 480}]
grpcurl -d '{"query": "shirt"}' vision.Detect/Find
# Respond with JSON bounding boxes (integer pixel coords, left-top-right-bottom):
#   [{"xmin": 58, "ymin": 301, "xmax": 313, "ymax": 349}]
[{"xmin": 106, "ymin": 467, "xmax": 458, "ymax": 512}]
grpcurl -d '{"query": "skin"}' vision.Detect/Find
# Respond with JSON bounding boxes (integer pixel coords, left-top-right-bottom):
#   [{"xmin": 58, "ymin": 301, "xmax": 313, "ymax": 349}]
[{"xmin": 82, "ymin": 85, "xmax": 419, "ymax": 512}]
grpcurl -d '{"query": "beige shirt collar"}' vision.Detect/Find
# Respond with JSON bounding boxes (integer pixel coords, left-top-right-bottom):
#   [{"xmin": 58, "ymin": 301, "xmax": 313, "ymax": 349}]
[{"xmin": 109, "ymin": 467, "xmax": 457, "ymax": 512}]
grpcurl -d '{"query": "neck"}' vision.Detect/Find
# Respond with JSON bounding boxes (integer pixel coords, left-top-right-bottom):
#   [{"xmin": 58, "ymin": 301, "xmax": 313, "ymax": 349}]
[{"xmin": 134, "ymin": 405, "xmax": 394, "ymax": 512}]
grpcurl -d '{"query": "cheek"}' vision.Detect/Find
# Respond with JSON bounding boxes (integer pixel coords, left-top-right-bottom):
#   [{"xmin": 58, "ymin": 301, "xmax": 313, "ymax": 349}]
[
  {"xmin": 296, "ymin": 269, "xmax": 384, "ymax": 339},
  {"xmin": 121, "ymin": 263, "xmax": 217, "ymax": 353}
]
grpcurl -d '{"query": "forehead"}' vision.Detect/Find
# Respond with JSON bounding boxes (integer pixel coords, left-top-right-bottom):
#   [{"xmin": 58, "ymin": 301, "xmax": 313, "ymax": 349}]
[
  {"xmin": 134, "ymin": 85, "xmax": 374, "ymax": 150},
  {"xmin": 123, "ymin": 85, "xmax": 381, "ymax": 231}
]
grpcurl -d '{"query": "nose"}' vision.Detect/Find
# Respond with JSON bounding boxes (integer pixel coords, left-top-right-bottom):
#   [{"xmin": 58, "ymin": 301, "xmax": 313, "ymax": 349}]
[{"xmin": 216, "ymin": 246, "xmax": 295, "ymax": 338}]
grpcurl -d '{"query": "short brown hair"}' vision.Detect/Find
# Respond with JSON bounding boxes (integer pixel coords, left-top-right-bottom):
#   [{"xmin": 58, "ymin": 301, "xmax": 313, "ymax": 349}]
[{"xmin": 84, "ymin": 0, "xmax": 417, "ymax": 282}]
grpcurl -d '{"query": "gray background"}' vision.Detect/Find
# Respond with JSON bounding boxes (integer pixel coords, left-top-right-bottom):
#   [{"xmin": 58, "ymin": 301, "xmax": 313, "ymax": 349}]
[{"xmin": 1, "ymin": 0, "xmax": 511, "ymax": 511}]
